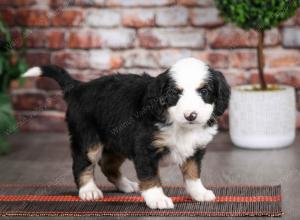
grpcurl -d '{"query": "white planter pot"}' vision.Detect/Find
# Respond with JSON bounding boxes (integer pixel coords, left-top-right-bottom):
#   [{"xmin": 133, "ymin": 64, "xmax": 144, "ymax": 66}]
[{"xmin": 229, "ymin": 85, "xmax": 296, "ymax": 149}]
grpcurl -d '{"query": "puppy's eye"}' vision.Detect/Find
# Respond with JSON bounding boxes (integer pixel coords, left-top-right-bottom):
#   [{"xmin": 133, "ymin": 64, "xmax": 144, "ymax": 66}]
[{"xmin": 198, "ymin": 88, "xmax": 208, "ymax": 96}]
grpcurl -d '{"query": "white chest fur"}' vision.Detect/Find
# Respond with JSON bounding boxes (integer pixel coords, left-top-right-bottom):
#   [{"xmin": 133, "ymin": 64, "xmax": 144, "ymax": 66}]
[{"xmin": 156, "ymin": 124, "xmax": 218, "ymax": 166}]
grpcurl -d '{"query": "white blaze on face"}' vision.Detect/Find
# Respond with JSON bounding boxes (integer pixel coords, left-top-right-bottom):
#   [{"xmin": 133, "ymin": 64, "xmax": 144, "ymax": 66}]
[{"xmin": 168, "ymin": 57, "xmax": 214, "ymax": 126}]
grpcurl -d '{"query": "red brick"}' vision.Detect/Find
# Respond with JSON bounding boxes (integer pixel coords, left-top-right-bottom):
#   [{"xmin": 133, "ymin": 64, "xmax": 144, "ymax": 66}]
[
  {"xmin": 10, "ymin": 78, "xmax": 36, "ymax": 91},
  {"xmin": 272, "ymin": 70, "xmax": 294, "ymax": 86},
  {"xmin": 209, "ymin": 27, "xmax": 258, "ymax": 49},
  {"xmin": 16, "ymin": 9, "xmax": 50, "ymax": 27},
  {"xmin": 15, "ymin": 111, "xmax": 67, "ymax": 132},
  {"xmin": 52, "ymin": 50, "xmax": 89, "ymax": 69},
  {"xmin": 51, "ymin": 9, "xmax": 84, "ymax": 27},
  {"xmin": 222, "ymin": 71, "xmax": 248, "ymax": 86},
  {"xmin": 47, "ymin": 30, "xmax": 65, "ymax": 49},
  {"xmin": 155, "ymin": 49, "xmax": 192, "ymax": 68},
  {"xmin": 46, "ymin": 92, "xmax": 67, "ymax": 111},
  {"xmin": 10, "ymin": 28, "xmax": 24, "ymax": 49},
  {"xmin": 0, "ymin": 8, "xmax": 15, "ymax": 26},
  {"xmin": 89, "ymin": 50, "xmax": 123, "ymax": 70},
  {"xmin": 26, "ymin": 51, "xmax": 50, "ymax": 67},
  {"xmin": 138, "ymin": 28, "xmax": 205, "ymax": 48},
  {"xmin": 193, "ymin": 51, "xmax": 229, "ymax": 68},
  {"xmin": 289, "ymin": 70, "xmax": 300, "ymax": 89},
  {"xmin": 86, "ymin": 9, "xmax": 120, "ymax": 27},
  {"xmin": 117, "ymin": 68, "xmax": 164, "ymax": 77},
  {"xmin": 229, "ymin": 51, "xmax": 257, "ymax": 69},
  {"xmin": 68, "ymin": 30, "xmax": 101, "ymax": 49},
  {"xmin": 36, "ymin": 77, "xmax": 61, "ymax": 91},
  {"xmin": 177, "ymin": 0, "xmax": 213, "ymax": 7},
  {"xmin": 265, "ymin": 50, "xmax": 300, "ymax": 68},
  {"xmin": 294, "ymin": 8, "xmax": 300, "ymax": 25},
  {"xmin": 106, "ymin": 0, "xmax": 175, "ymax": 7},
  {"xmin": 0, "ymin": 0, "xmax": 12, "ymax": 5},
  {"xmin": 12, "ymin": 91, "xmax": 46, "ymax": 110},
  {"xmin": 99, "ymin": 29, "xmax": 136, "ymax": 49},
  {"xmin": 27, "ymin": 30, "xmax": 47, "ymax": 48},
  {"xmin": 249, "ymin": 71, "xmax": 277, "ymax": 85},
  {"xmin": 123, "ymin": 49, "xmax": 157, "ymax": 68},
  {"xmin": 122, "ymin": 9, "xmax": 155, "ymax": 28},
  {"xmin": 273, "ymin": 69, "xmax": 300, "ymax": 89},
  {"xmin": 69, "ymin": 70, "xmax": 109, "ymax": 82},
  {"xmin": 190, "ymin": 8, "xmax": 223, "ymax": 27},
  {"xmin": 13, "ymin": 0, "xmax": 35, "ymax": 6},
  {"xmin": 156, "ymin": 6, "xmax": 188, "ymax": 26}
]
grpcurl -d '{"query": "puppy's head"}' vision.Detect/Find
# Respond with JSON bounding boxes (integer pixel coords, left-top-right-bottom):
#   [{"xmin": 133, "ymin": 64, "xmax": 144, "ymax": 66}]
[{"xmin": 146, "ymin": 57, "xmax": 230, "ymax": 127}]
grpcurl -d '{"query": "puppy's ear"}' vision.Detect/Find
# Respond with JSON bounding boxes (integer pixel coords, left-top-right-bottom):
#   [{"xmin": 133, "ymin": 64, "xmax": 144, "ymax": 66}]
[
  {"xmin": 210, "ymin": 68, "xmax": 230, "ymax": 116},
  {"xmin": 145, "ymin": 69, "xmax": 170, "ymax": 119}
]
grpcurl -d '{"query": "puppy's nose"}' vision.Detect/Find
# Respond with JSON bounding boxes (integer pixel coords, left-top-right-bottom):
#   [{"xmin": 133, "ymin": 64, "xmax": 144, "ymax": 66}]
[{"xmin": 184, "ymin": 112, "xmax": 197, "ymax": 122}]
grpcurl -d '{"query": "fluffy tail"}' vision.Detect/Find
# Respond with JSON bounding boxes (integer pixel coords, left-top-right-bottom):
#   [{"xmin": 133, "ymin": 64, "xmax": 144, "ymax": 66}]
[{"xmin": 23, "ymin": 65, "xmax": 79, "ymax": 93}]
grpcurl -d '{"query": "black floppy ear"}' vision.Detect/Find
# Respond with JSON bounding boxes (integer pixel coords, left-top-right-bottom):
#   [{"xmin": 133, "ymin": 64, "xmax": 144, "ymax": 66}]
[
  {"xmin": 144, "ymin": 69, "xmax": 170, "ymax": 120},
  {"xmin": 210, "ymin": 68, "xmax": 230, "ymax": 117}
]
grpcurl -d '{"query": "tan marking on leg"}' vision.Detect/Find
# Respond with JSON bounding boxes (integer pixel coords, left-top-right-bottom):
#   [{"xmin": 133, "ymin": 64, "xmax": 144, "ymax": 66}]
[
  {"xmin": 153, "ymin": 132, "xmax": 170, "ymax": 155},
  {"xmin": 87, "ymin": 144, "xmax": 103, "ymax": 163},
  {"xmin": 79, "ymin": 144, "xmax": 103, "ymax": 188},
  {"xmin": 180, "ymin": 158, "xmax": 200, "ymax": 180},
  {"xmin": 139, "ymin": 177, "xmax": 161, "ymax": 192},
  {"xmin": 99, "ymin": 151, "xmax": 125, "ymax": 184},
  {"xmin": 79, "ymin": 166, "xmax": 94, "ymax": 187}
]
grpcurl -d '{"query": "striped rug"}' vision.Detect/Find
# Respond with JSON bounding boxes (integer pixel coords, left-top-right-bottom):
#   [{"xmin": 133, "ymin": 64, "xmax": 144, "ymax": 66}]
[{"xmin": 0, "ymin": 184, "xmax": 282, "ymax": 217}]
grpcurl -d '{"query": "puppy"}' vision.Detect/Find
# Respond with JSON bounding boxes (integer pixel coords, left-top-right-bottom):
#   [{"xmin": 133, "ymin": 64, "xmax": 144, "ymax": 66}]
[{"xmin": 23, "ymin": 57, "xmax": 230, "ymax": 209}]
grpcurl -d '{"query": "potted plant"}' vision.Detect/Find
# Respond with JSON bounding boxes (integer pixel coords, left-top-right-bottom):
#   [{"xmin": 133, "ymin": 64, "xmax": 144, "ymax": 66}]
[
  {"xmin": 214, "ymin": 0, "xmax": 300, "ymax": 149},
  {"xmin": 0, "ymin": 18, "xmax": 28, "ymax": 154}
]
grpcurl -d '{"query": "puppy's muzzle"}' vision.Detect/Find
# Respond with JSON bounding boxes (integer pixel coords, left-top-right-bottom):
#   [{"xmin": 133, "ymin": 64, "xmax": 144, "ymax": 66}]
[{"xmin": 184, "ymin": 111, "xmax": 197, "ymax": 122}]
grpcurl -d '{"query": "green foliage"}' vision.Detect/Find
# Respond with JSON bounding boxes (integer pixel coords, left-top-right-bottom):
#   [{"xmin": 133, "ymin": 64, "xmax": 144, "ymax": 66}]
[
  {"xmin": 0, "ymin": 17, "xmax": 28, "ymax": 154},
  {"xmin": 0, "ymin": 94, "xmax": 16, "ymax": 154},
  {"xmin": 214, "ymin": 0, "xmax": 300, "ymax": 31}
]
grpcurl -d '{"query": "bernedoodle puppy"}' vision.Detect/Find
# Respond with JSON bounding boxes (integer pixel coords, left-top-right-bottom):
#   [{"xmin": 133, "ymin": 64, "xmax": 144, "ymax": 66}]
[{"xmin": 23, "ymin": 57, "xmax": 230, "ymax": 209}]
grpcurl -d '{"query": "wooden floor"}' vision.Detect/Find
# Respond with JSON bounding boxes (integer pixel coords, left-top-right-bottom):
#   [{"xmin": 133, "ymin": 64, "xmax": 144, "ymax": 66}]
[{"xmin": 1, "ymin": 131, "xmax": 300, "ymax": 219}]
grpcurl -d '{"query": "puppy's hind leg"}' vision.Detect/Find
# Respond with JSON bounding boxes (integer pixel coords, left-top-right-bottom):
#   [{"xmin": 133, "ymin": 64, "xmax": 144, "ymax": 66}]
[
  {"xmin": 99, "ymin": 149, "xmax": 139, "ymax": 193},
  {"xmin": 71, "ymin": 140, "xmax": 104, "ymax": 200}
]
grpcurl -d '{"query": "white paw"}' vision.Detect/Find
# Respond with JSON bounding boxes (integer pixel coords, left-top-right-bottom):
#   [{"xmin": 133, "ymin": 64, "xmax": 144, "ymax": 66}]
[
  {"xmin": 190, "ymin": 189, "xmax": 216, "ymax": 202},
  {"xmin": 142, "ymin": 187, "xmax": 174, "ymax": 209},
  {"xmin": 79, "ymin": 180, "xmax": 103, "ymax": 201},
  {"xmin": 186, "ymin": 179, "xmax": 216, "ymax": 202},
  {"xmin": 116, "ymin": 177, "xmax": 139, "ymax": 193}
]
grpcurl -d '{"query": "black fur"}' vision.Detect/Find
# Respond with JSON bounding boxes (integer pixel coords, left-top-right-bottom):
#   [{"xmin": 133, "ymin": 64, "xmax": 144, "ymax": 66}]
[
  {"xmin": 208, "ymin": 67, "xmax": 231, "ymax": 117},
  {"xmin": 37, "ymin": 65, "xmax": 229, "ymax": 188},
  {"xmin": 40, "ymin": 65, "xmax": 80, "ymax": 94}
]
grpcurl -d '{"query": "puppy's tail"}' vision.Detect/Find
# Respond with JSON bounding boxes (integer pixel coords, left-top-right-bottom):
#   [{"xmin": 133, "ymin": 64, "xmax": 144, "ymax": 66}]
[{"xmin": 23, "ymin": 65, "xmax": 79, "ymax": 93}]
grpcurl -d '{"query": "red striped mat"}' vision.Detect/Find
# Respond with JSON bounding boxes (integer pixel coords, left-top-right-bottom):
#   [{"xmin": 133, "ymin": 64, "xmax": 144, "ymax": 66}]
[{"xmin": 0, "ymin": 184, "xmax": 282, "ymax": 217}]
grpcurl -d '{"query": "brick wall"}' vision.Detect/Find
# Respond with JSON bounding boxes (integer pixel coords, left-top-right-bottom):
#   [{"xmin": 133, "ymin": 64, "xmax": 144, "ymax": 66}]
[{"xmin": 1, "ymin": 0, "xmax": 300, "ymax": 132}]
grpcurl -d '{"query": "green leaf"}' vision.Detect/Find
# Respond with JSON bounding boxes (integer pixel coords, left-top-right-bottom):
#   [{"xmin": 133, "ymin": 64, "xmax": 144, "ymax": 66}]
[
  {"xmin": 0, "ymin": 136, "xmax": 11, "ymax": 155},
  {"xmin": 0, "ymin": 93, "xmax": 16, "ymax": 134},
  {"xmin": 214, "ymin": 0, "xmax": 300, "ymax": 30}
]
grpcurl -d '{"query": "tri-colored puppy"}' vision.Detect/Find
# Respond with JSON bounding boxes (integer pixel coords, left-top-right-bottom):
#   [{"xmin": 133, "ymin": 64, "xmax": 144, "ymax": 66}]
[{"xmin": 23, "ymin": 57, "xmax": 230, "ymax": 209}]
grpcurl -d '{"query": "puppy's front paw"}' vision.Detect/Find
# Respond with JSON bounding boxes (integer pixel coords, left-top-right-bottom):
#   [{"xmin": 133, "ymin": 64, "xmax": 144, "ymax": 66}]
[
  {"xmin": 142, "ymin": 187, "xmax": 174, "ymax": 209},
  {"xmin": 79, "ymin": 180, "xmax": 103, "ymax": 201},
  {"xmin": 190, "ymin": 189, "xmax": 216, "ymax": 202},
  {"xmin": 116, "ymin": 177, "xmax": 139, "ymax": 193},
  {"xmin": 186, "ymin": 179, "xmax": 216, "ymax": 202}
]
